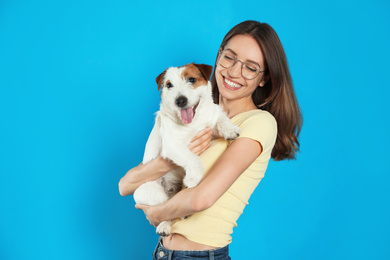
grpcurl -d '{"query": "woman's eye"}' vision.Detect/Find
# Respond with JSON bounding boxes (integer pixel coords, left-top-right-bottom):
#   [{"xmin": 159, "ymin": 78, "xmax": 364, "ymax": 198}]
[
  {"xmin": 245, "ymin": 64, "xmax": 257, "ymax": 72},
  {"xmin": 166, "ymin": 82, "xmax": 173, "ymax": 88},
  {"xmin": 188, "ymin": 77, "xmax": 197, "ymax": 83},
  {"xmin": 224, "ymin": 55, "xmax": 234, "ymax": 60}
]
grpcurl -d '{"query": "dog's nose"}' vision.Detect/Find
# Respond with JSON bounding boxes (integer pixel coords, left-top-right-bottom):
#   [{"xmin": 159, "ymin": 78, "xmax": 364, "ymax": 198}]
[{"xmin": 175, "ymin": 96, "xmax": 188, "ymax": 108}]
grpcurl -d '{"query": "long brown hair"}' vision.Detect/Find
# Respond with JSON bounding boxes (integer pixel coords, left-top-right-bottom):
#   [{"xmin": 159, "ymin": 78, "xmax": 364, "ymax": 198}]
[{"xmin": 211, "ymin": 20, "xmax": 303, "ymax": 161}]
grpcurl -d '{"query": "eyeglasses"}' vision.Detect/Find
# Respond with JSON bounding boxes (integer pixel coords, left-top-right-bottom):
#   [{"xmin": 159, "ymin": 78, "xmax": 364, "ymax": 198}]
[{"xmin": 218, "ymin": 49, "xmax": 264, "ymax": 80}]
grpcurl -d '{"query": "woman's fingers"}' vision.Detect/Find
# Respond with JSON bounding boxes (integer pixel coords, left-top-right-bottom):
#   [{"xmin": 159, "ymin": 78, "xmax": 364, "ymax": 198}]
[
  {"xmin": 135, "ymin": 204, "xmax": 144, "ymax": 210},
  {"xmin": 190, "ymin": 127, "xmax": 211, "ymax": 143},
  {"xmin": 188, "ymin": 127, "xmax": 213, "ymax": 155},
  {"xmin": 135, "ymin": 204, "xmax": 159, "ymax": 227}
]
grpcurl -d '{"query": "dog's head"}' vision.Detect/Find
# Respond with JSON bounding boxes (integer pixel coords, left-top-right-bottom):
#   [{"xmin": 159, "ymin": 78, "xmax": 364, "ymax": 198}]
[{"xmin": 156, "ymin": 63, "xmax": 213, "ymax": 125}]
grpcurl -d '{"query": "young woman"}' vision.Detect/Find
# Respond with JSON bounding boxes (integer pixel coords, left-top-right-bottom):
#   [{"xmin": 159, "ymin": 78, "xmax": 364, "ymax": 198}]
[{"xmin": 119, "ymin": 20, "xmax": 302, "ymax": 259}]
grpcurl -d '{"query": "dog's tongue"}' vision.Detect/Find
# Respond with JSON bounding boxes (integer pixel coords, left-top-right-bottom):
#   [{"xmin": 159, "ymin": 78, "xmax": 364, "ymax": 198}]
[{"xmin": 180, "ymin": 107, "xmax": 194, "ymax": 124}]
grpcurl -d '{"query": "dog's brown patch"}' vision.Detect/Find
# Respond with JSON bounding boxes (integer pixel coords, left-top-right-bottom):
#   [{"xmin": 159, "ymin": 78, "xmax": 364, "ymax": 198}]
[
  {"xmin": 181, "ymin": 63, "xmax": 213, "ymax": 88},
  {"xmin": 156, "ymin": 69, "xmax": 167, "ymax": 91}
]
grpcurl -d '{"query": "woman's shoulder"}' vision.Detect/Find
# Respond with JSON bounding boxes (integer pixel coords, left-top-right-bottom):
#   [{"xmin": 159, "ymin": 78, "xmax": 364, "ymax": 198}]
[
  {"xmin": 231, "ymin": 109, "xmax": 277, "ymax": 149},
  {"xmin": 231, "ymin": 109, "xmax": 276, "ymax": 128}
]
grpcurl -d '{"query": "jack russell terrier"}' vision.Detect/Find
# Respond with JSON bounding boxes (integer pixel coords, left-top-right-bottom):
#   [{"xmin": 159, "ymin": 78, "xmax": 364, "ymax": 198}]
[{"xmin": 133, "ymin": 63, "xmax": 240, "ymax": 236}]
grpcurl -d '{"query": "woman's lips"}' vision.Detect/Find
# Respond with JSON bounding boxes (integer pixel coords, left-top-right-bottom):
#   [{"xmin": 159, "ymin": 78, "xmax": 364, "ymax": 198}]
[{"xmin": 223, "ymin": 76, "xmax": 243, "ymax": 91}]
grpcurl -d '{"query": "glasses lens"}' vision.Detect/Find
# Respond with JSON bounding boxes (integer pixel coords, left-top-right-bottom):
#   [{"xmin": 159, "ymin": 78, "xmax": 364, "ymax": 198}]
[
  {"xmin": 242, "ymin": 62, "xmax": 260, "ymax": 79},
  {"xmin": 219, "ymin": 50, "xmax": 261, "ymax": 80},
  {"xmin": 219, "ymin": 51, "xmax": 235, "ymax": 68}
]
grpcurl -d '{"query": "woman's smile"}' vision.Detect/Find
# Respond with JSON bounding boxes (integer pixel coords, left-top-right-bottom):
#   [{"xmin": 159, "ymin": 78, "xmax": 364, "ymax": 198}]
[{"xmin": 222, "ymin": 76, "xmax": 243, "ymax": 90}]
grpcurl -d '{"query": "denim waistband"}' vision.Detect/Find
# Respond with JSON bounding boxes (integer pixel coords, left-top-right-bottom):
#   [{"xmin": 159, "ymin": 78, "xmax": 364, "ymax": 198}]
[{"xmin": 152, "ymin": 237, "xmax": 231, "ymax": 260}]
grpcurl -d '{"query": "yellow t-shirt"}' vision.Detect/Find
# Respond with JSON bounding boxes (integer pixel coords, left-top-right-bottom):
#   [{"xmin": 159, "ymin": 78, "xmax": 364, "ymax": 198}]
[{"xmin": 170, "ymin": 109, "xmax": 278, "ymax": 247}]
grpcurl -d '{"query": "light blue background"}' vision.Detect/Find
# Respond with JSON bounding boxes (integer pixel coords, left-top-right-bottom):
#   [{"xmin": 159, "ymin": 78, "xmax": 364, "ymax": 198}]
[{"xmin": 1, "ymin": 0, "xmax": 389, "ymax": 259}]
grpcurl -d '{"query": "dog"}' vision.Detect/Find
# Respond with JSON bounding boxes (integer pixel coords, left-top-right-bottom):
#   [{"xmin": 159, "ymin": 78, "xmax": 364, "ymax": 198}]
[{"xmin": 133, "ymin": 63, "xmax": 240, "ymax": 236}]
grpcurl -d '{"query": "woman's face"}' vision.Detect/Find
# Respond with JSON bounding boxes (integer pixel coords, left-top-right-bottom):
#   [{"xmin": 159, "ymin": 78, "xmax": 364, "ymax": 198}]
[{"xmin": 215, "ymin": 34, "xmax": 267, "ymax": 104}]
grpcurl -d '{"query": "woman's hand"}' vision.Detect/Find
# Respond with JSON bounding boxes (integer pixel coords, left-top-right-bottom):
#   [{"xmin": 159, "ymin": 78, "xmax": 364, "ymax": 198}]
[
  {"xmin": 119, "ymin": 156, "xmax": 175, "ymax": 197},
  {"xmin": 188, "ymin": 127, "xmax": 213, "ymax": 155},
  {"xmin": 135, "ymin": 204, "xmax": 161, "ymax": 227}
]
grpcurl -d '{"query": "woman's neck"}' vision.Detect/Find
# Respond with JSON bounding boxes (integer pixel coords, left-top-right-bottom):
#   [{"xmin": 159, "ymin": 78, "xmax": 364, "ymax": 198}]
[{"xmin": 219, "ymin": 96, "xmax": 257, "ymax": 118}]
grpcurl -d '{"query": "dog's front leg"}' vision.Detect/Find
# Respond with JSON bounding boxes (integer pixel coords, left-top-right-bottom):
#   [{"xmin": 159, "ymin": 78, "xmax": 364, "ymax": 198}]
[
  {"xmin": 163, "ymin": 147, "xmax": 204, "ymax": 188},
  {"xmin": 214, "ymin": 110, "xmax": 241, "ymax": 141},
  {"xmin": 182, "ymin": 153, "xmax": 205, "ymax": 188}
]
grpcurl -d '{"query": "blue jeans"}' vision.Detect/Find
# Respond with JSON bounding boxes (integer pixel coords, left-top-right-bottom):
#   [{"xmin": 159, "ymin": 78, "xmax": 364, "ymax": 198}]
[{"xmin": 152, "ymin": 238, "xmax": 231, "ymax": 260}]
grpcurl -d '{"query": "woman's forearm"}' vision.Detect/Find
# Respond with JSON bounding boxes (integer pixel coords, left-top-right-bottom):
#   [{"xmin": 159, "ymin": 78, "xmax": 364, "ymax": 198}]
[
  {"xmin": 148, "ymin": 183, "xmax": 214, "ymax": 224},
  {"xmin": 118, "ymin": 156, "xmax": 176, "ymax": 196}
]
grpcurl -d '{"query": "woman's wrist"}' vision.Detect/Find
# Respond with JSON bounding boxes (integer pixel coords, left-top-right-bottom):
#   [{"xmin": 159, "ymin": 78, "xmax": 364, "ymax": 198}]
[{"xmin": 152, "ymin": 204, "xmax": 165, "ymax": 225}]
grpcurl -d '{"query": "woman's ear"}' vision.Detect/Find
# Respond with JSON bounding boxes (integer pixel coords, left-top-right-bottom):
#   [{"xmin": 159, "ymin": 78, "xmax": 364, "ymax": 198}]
[
  {"xmin": 217, "ymin": 47, "xmax": 222, "ymax": 61},
  {"xmin": 259, "ymin": 81, "xmax": 265, "ymax": 87},
  {"xmin": 259, "ymin": 75, "xmax": 269, "ymax": 87}
]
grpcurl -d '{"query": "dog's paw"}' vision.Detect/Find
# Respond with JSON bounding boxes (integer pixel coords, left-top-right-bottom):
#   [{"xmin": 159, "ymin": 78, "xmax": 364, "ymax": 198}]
[
  {"xmin": 156, "ymin": 221, "xmax": 171, "ymax": 237},
  {"xmin": 183, "ymin": 174, "xmax": 202, "ymax": 188},
  {"xmin": 223, "ymin": 125, "xmax": 241, "ymax": 141}
]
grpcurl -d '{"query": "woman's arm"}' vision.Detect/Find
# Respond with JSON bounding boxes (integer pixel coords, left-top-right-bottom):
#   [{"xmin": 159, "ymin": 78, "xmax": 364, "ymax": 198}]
[
  {"xmin": 118, "ymin": 156, "xmax": 175, "ymax": 196},
  {"xmin": 136, "ymin": 137, "xmax": 262, "ymax": 226},
  {"xmin": 118, "ymin": 127, "xmax": 213, "ymax": 197}
]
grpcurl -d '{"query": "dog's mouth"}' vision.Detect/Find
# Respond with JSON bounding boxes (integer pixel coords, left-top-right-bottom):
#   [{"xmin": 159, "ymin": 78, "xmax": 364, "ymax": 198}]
[{"xmin": 180, "ymin": 101, "xmax": 199, "ymax": 124}]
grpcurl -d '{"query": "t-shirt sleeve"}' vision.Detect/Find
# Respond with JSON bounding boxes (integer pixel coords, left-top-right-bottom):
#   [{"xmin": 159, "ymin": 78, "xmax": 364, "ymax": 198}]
[{"xmin": 237, "ymin": 111, "xmax": 278, "ymax": 152}]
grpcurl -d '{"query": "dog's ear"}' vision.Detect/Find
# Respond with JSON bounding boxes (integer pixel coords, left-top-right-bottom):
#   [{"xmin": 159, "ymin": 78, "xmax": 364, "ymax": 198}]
[
  {"xmin": 194, "ymin": 64, "xmax": 213, "ymax": 81},
  {"xmin": 156, "ymin": 70, "xmax": 167, "ymax": 91}
]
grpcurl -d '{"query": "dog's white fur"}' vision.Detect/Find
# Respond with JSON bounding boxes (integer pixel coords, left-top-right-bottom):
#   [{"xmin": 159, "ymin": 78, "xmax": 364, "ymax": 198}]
[{"xmin": 133, "ymin": 63, "xmax": 240, "ymax": 236}]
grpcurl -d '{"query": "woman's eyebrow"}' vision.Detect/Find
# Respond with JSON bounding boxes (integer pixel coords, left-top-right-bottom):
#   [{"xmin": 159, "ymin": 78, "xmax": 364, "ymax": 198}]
[
  {"xmin": 225, "ymin": 48, "xmax": 261, "ymax": 67},
  {"xmin": 225, "ymin": 48, "xmax": 237, "ymax": 55}
]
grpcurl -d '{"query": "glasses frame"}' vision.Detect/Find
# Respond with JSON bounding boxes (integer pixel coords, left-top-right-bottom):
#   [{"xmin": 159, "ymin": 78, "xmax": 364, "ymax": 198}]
[{"xmin": 218, "ymin": 50, "xmax": 264, "ymax": 80}]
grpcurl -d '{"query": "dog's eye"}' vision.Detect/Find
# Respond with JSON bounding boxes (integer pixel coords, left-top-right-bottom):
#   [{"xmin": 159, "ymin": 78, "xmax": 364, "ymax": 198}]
[
  {"xmin": 166, "ymin": 82, "xmax": 173, "ymax": 89},
  {"xmin": 188, "ymin": 77, "xmax": 197, "ymax": 84}
]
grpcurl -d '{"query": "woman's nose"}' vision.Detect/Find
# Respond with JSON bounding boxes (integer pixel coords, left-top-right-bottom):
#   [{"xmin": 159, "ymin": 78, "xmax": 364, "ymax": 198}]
[{"xmin": 228, "ymin": 61, "xmax": 242, "ymax": 78}]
